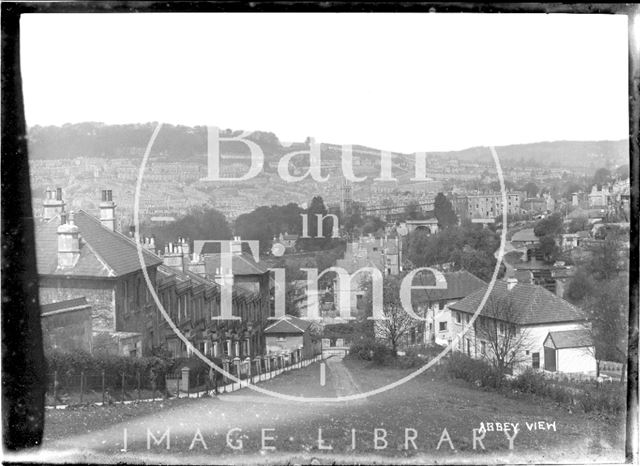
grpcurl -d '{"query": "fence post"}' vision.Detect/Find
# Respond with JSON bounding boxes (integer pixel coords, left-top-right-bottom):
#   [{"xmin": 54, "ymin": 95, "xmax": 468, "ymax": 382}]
[
  {"xmin": 101, "ymin": 370, "xmax": 105, "ymax": 405},
  {"xmin": 121, "ymin": 372, "xmax": 125, "ymax": 403},
  {"xmin": 80, "ymin": 371, "xmax": 85, "ymax": 403},
  {"xmin": 137, "ymin": 371, "xmax": 141, "ymax": 401},
  {"xmin": 182, "ymin": 367, "xmax": 190, "ymax": 398},
  {"xmin": 53, "ymin": 370, "xmax": 58, "ymax": 404}
]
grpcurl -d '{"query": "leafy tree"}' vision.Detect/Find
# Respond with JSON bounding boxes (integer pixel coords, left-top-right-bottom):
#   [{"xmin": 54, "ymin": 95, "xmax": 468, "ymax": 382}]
[
  {"xmin": 404, "ymin": 202, "xmax": 424, "ymax": 220},
  {"xmin": 141, "ymin": 206, "xmax": 231, "ymax": 251},
  {"xmin": 593, "ymin": 167, "xmax": 612, "ymax": 186},
  {"xmin": 564, "ymin": 267, "xmax": 596, "ymax": 304},
  {"xmin": 537, "ymin": 235, "xmax": 561, "ymax": 263},
  {"xmin": 522, "ymin": 181, "xmax": 539, "ymax": 198},
  {"xmin": 296, "ymin": 196, "xmax": 336, "ymax": 251},
  {"xmin": 582, "ymin": 275, "xmax": 628, "ymax": 366},
  {"xmin": 567, "ymin": 216, "xmax": 589, "ymax": 233},
  {"xmin": 488, "ymin": 180, "xmax": 516, "ymax": 192},
  {"xmin": 235, "ymin": 203, "xmax": 303, "ymax": 253},
  {"xmin": 563, "ymin": 182, "xmax": 584, "ymax": 200},
  {"xmin": 615, "ymin": 164, "xmax": 629, "ymax": 180},
  {"xmin": 533, "ymin": 213, "xmax": 563, "ymax": 237},
  {"xmin": 433, "ymin": 193, "xmax": 458, "ymax": 228}
]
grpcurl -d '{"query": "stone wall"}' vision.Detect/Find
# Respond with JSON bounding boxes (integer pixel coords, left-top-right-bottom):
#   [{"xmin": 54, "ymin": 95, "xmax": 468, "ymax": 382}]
[{"xmin": 39, "ymin": 277, "xmax": 116, "ymax": 332}]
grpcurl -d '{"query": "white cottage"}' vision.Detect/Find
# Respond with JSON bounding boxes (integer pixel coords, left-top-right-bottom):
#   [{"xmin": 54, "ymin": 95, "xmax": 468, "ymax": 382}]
[
  {"xmin": 448, "ymin": 279, "xmax": 592, "ymax": 374},
  {"xmin": 543, "ymin": 329, "xmax": 596, "ymax": 374}
]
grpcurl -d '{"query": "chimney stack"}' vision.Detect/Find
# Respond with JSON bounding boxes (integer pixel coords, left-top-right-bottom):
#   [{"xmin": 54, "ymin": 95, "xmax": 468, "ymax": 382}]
[
  {"xmin": 43, "ymin": 186, "xmax": 66, "ymax": 220},
  {"xmin": 99, "ymin": 189, "xmax": 117, "ymax": 231},
  {"xmin": 57, "ymin": 211, "xmax": 80, "ymax": 268},
  {"xmin": 231, "ymin": 236, "xmax": 242, "ymax": 255}
]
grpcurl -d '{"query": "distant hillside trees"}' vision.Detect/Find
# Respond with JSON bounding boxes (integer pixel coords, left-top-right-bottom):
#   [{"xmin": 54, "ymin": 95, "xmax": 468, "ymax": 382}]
[
  {"xmin": 234, "ymin": 203, "xmax": 303, "ymax": 254},
  {"xmin": 140, "ymin": 206, "xmax": 232, "ymax": 251},
  {"xmin": 405, "ymin": 221, "xmax": 502, "ymax": 281}
]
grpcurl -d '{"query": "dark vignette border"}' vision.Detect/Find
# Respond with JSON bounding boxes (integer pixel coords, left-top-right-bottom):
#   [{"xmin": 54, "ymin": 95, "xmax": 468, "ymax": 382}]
[{"xmin": 0, "ymin": 2, "xmax": 637, "ymax": 464}]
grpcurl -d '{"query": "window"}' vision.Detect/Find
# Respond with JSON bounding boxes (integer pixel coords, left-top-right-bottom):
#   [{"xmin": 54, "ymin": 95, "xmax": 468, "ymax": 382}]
[
  {"xmin": 532, "ymin": 352, "xmax": 540, "ymax": 369},
  {"xmin": 224, "ymin": 339, "xmax": 231, "ymax": 357},
  {"xmin": 481, "ymin": 341, "xmax": 486, "ymax": 355},
  {"xmin": 234, "ymin": 341, "xmax": 240, "ymax": 357},
  {"xmin": 455, "ymin": 312, "xmax": 461, "ymax": 324},
  {"xmin": 466, "ymin": 338, "xmax": 471, "ymax": 356},
  {"xmin": 277, "ymin": 336, "xmax": 286, "ymax": 342},
  {"xmin": 498, "ymin": 322, "xmax": 505, "ymax": 335},
  {"xmin": 465, "ymin": 314, "xmax": 470, "ymax": 324},
  {"xmin": 439, "ymin": 322, "xmax": 447, "ymax": 332}
]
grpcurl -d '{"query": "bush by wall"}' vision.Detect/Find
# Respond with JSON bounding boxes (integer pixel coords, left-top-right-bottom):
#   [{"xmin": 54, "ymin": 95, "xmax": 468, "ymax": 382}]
[
  {"xmin": 348, "ymin": 339, "xmax": 395, "ymax": 365},
  {"xmin": 445, "ymin": 355, "xmax": 625, "ymax": 416}
]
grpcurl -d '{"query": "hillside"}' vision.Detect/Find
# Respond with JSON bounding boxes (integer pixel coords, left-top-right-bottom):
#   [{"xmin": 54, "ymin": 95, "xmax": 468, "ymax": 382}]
[{"xmin": 27, "ymin": 122, "xmax": 628, "ymax": 169}]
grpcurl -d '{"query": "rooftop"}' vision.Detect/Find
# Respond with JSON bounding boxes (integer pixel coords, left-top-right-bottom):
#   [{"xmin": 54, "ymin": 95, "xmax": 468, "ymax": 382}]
[
  {"xmin": 264, "ymin": 315, "xmax": 314, "ymax": 334},
  {"xmin": 511, "ymin": 228, "xmax": 538, "ymax": 243},
  {"xmin": 411, "ymin": 270, "xmax": 486, "ymax": 304},
  {"xmin": 545, "ymin": 329, "xmax": 593, "ymax": 349},
  {"xmin": 35, "ymin": 211, "xmax": 162, "ymax": 278},
  {"xmin": 449, "ymin": 280, "xmax": 586, "ymax": 326}
]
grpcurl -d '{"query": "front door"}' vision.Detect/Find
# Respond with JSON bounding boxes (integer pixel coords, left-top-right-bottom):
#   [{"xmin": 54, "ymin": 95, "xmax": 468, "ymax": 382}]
[{"xmin": 544, "ymin": 347, "xmax": 556, "ymax": 371}]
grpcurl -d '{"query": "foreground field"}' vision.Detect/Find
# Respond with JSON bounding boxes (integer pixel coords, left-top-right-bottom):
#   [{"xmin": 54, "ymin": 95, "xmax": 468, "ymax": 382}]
[{"xmin": 21, "ymin": 357, "xmax": 626, "ymax": 464}]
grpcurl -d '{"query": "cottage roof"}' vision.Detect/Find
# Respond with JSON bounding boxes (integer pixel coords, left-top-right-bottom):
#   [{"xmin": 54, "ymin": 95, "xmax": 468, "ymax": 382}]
[
  {"xmin": 511, "ymin": 228, "xmax": 538, "ymax": 243},
  {"xmin": 545, "ymin": 329, "xmax": 593, "ymax": 349},
  {"xmin": 35, "ymin": 211, "xmax": 162, "ymax": 278},
  {"xmin": 449, "ymin": 281, "xmax": 586, "ymax": 325},
  {"xmin": 264, "ymin": 315, "xmax": 313, "ymax": 334},
  {"xmin": 411, "ymin": 270, "xmax": 486, "ymax": 304}
]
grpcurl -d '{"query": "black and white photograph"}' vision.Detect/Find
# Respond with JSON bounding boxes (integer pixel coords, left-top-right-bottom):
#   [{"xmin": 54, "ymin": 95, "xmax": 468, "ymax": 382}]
[{"xmin": 1, "ymin": 3, "xmax": 638, "ymax": 465}]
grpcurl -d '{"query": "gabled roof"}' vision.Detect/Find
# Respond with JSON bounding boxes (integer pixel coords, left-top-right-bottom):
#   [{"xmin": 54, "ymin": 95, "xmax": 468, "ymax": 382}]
[
  {"xmin": 411, "ymin": 270, "xmax": 486, "ymax": 304},
  {"xmin": 35, "ymin": 211, "xmax": 162, "ymax": 278},
  {"xmin": 264, "ymin": 315, "xmax": 313, "ymax": 334},
  {"xmin": 203, "ymin": 253, "xmax": 270, "ymax": 276},
  {"xmin": 449, "ymin": 280, "xmax": 586, "ymax": 326},
  {"xmin": 545, "ymin": 329, "xmax": 593, "ymax": 349}
]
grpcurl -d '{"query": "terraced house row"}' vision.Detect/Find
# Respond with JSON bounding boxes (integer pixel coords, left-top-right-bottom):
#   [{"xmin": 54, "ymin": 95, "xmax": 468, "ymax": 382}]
[{"xmin": 35, "ymin": 188, "xmax": 271, "ymax": 360}]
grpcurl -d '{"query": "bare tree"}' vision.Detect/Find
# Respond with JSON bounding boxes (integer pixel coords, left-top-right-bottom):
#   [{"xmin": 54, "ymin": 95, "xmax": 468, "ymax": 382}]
[
  {"xmin": 365, "ymin": 275, "xmax": 416, "ymax": 354},
  {"xmin": 474, "ymin": 294, "xmax": 532, "ymax": 375}
]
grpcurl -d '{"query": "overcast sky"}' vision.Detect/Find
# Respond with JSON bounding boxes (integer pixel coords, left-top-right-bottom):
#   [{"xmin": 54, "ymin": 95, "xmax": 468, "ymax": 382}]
[{"xmin": 21, "ymin": 13, "xmax": 629, "ymax": 152}]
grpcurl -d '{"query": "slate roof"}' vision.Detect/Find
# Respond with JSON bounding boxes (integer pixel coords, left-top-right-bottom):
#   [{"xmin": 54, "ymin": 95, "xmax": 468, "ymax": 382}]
[
  {"xmin": 203, "ymin": 253, "xmax": 270, "ymax": 276},
  {"xmin": 35, "ymin": 211, "xmax": 162, "ymax": 278},
  {"xmin": 511, "ymin": 228, "xmax": 538, "ymax": 243},
  {"xmin": 449, "ymin": 280, "xmax": 586, "ymax": 325},
  {"xmin": 264, "ymin": 315, "xmax": 313, "ymax": 334},
  {"xmin": 41, "ymin": 297, "xmax": 90, "ymax": 315},
  {"xmin": 545, "ymin": 329, "xmax": 593, "ymax": 349},
  {"xmin": 411, "ymin": 270, "xmax": 486, "ymax": 304}
]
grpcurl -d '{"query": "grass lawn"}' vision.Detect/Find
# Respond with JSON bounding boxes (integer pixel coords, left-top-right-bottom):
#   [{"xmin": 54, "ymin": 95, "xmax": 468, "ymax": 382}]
[{"xmin": 37, "ymin": 358, "xmax": 626, "ymax": 464}]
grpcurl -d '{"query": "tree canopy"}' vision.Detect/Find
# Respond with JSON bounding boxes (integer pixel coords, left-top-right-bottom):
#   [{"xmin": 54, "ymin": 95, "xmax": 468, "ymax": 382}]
[{"xmin": 433, "ymin": 193, "xmax": 458, "ymax": 228}]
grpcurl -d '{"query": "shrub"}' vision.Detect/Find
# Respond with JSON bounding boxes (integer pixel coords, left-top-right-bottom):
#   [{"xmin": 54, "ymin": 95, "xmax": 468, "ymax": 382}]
[
  {"xmin": 348, "ymin": 339, "xmax": 394, "ymax": 365},
  {"xmin": 445, "ymin": 353, "xmax": 503, "ymax": 389}
]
